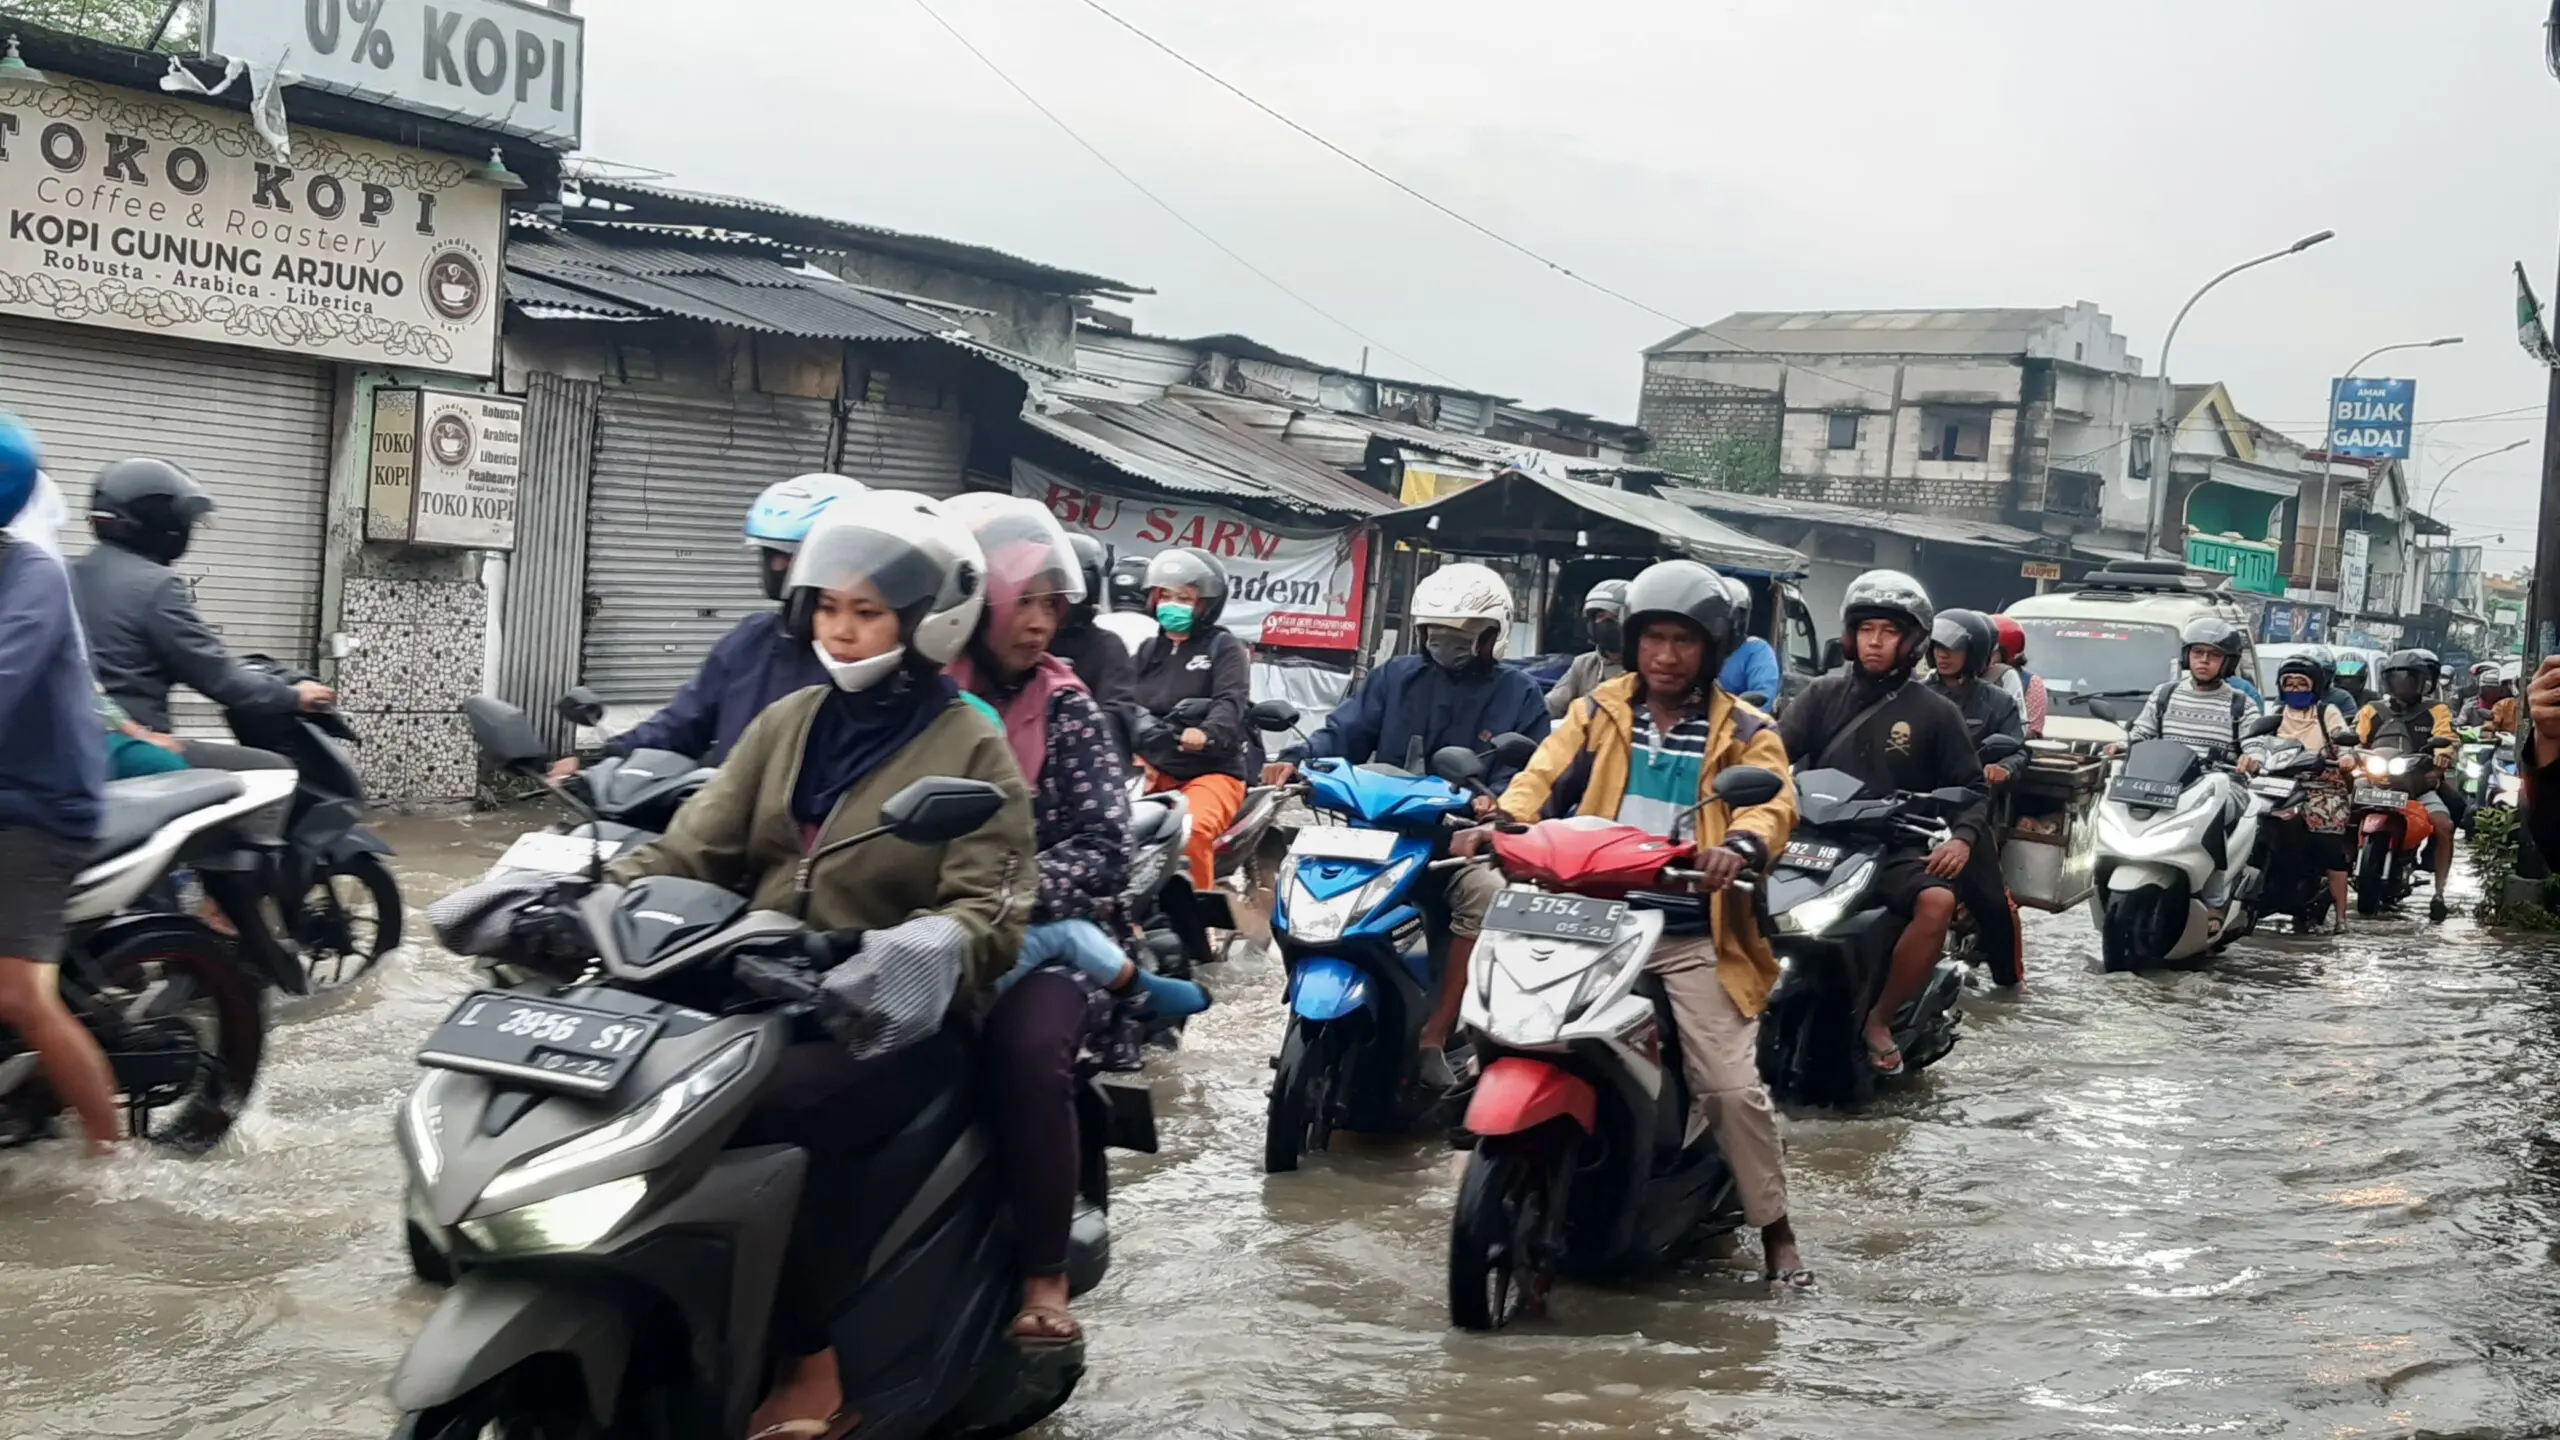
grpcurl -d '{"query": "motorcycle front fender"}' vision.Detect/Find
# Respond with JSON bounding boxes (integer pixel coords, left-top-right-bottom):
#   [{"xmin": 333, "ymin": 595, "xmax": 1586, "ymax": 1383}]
[
  {"xmin": 1288, "ymin": 954, "xmax": 1372, "ymax": 1022},
  {"xmin": 388, "ymin": 1273, "xmax": 630, "ymax": 1425},
  {"xmin": 1464, "ymin": 1057, "xmax": 1598, "ymax": 1138},
  {"xmin": 2102, "ymin": 859, "xmax": 2196, "ymax": 895},
  {"xmin": 324, "ymin": 823, "xmax": 394, "ymax": 863}
]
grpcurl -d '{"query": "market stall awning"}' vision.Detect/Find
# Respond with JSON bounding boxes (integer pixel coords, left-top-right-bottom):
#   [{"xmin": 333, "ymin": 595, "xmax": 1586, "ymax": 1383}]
[
  {"xmin": 1021, "ymin": 396, "xmax": 1395, "ymax": 518},
  {"xmin": 1372, "ymin": 468, "xmax": 1805, "ymax": 576}
]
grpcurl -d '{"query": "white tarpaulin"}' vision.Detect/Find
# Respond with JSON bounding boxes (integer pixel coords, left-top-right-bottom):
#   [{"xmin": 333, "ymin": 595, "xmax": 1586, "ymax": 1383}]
[{"xmin": 1015, "ymin": 460, "xmax": 1367, "ymax": 650}]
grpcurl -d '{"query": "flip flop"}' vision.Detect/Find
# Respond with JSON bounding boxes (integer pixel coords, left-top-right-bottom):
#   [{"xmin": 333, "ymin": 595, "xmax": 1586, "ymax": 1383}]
[
  {"xmin": 748, "ymin": 1412, "xmax": 855, "ymax": 1440},
  {"xmin": 1866, "ymin": 1037, "xmax": 1905, "ymax": 1077},
  {"xmin": 1010, "ymin": 1303, "xmax": 1083, "ymax": 1352},
  {"xmin": 1763, "ymin": 1267, "xmax": 1818, "ymax": 1294}
]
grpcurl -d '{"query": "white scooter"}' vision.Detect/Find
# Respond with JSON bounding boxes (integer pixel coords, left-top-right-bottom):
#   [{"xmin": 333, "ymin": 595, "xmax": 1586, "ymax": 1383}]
[{"xmin": 2090, "ymin": 725, "xmax": 2272, "ymax": 970}]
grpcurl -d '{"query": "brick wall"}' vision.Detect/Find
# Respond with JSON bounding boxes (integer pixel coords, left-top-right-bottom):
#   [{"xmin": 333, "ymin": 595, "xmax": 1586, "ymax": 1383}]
[{"xmin": 1638, "ymin": 370, "xmax": 1781, "ymax": 477}]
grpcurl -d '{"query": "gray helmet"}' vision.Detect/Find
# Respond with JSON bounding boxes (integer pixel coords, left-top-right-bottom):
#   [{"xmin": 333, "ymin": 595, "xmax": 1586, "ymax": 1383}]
[
  {"xmin": 1582, "ymin": 578, "xmax": 1631, "ymax": 618},
  {"xmin": 1142, "ymin": 547, "xmax": 1230, "ymax": 627},
  {"xmin": 2179, "ymin": 617, "xmax": 2246, "ymax": 670},
  {"xmin": 1841, "ymin": 569, "xmax": 1934, "ymax": 675},
  {"xmin": 1618, "ymin": 559, "xmax": 1741, "ymax": 678}
]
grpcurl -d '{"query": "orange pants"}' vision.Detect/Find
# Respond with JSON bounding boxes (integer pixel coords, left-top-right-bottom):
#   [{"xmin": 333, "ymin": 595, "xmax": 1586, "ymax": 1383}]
[{"xmin": 1146, "ymin": 766, "xmax": 1245, "ymax": 892}]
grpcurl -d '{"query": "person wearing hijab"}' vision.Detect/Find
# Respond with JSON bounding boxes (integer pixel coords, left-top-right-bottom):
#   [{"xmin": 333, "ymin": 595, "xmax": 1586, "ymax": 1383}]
[{"xmin": 605, "ymin": 494, "xmax": 1034, "ymax": 1440}]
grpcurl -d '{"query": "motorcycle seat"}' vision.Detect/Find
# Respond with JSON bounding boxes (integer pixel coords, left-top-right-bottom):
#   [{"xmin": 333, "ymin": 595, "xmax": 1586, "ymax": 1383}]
[
  {"xmin": 86, "ymin": 771, "xmax": 247, "ymax": 862},
  {"xmin": 1129, "ymin": 796, "xmax": 1186, "ymax": 847}
]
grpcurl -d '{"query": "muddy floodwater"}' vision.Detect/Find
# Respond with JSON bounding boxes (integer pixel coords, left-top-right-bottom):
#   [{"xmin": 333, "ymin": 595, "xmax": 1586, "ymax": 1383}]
[{"xmin": 3, "ymin": 812, "xmax": 2556, "ymax": 1438}]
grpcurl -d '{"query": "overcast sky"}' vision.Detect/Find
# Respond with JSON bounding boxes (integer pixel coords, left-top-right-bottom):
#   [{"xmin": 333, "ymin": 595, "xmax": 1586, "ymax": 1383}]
[{"xmin": 583, "ymin": 0, "xmax": 2553, "ymax": 564}]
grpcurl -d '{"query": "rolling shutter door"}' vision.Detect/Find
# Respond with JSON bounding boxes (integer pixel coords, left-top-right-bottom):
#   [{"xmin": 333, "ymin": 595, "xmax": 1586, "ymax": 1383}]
[
  {"xmin": 836, "ymin": 401, "xmax": 967, "ymax": 496},
  {"xmin": 581, "ymin": 387, "xmax": 834, "ymax": 703},
  {"xmin": 0, "ymin": 317, "xmax": 332, "ymax": 737}
]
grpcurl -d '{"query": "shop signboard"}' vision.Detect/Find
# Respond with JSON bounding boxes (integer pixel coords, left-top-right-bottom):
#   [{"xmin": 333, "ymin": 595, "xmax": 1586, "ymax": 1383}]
[
  {"xmin": 368, "ymin": 385, "xmax": 522, "ymax": 547},
  {"xmin": 0, "ymin": 78, "xmax": 505, "ymax": 374},
  {"xmin": 2326, "ymin": 377, "xmax": 2416, "ymax": 461},
  {"xmin": 1015, "ymin": 462, "xmax": 1368, "ymax": 649},
  {"xmin": 206, "ymin": 0, "xmax": 585, "ymax": 148}
]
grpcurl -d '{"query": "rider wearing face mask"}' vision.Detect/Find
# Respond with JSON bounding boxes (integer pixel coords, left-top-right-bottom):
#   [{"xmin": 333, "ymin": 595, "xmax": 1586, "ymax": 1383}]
[
  {"xmin": 1130, "ymin": 548, "xmax": 1254, "ymax": 891},
  {"xmin": 551, "ymin": 474, "xmax": 861, "ymax": 782},
  {"xmin": 1546, "ymin": 579, "xmax": 1630, "ymax": 717},
  {"xmin": 1263, "ymin": 561, "xmax": 1552, "ymax": 1089},
  {"xmin": 603, "ymin": 496, "xmax": 1037, "ymax": 1440},
  {"xmin": 2356, "ymin": 647, "xmax": 2459, "ymax": 922},
  {"xmin": 2272, "ymin": 651, "xmax": 2355, "ymax": 931}
]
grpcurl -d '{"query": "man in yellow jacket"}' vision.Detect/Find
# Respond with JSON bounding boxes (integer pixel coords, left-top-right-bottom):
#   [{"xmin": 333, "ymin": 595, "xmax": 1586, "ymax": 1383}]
[{"xmin": 1460, "ymin": 560, "xmax": 1809, "ymax": 1290}]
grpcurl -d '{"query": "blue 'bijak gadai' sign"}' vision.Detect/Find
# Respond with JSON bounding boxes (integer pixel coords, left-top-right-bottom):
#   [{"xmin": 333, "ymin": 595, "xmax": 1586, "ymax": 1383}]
[{"xmin": 2327, "ymin": 377, "xmax": 2416, "ymax": 460}]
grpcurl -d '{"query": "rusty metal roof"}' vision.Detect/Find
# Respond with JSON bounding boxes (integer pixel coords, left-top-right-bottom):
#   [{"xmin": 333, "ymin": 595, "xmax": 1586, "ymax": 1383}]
[
  {"xmin": 507, "ymin": 222, "xmax": 961, "ymax": 344},
  {"xmin": 1026, "ymin": 397, "xmax": 1394, "ymax": 518}
]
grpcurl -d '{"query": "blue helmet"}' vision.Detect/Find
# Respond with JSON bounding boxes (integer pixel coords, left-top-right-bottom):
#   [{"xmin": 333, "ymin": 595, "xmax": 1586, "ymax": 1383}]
[
  {"xmin": 0, "ymin": 412, "xmax": 39, "ymax": 529},
  {"xmin": 745, "ymin": 473, "xmax": 865, "ymax": 600}
]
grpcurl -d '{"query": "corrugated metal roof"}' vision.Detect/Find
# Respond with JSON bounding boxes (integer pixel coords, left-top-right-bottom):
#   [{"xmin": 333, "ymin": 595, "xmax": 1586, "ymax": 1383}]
[
  {"xmin": 1668, "ymin": 486, "xmax": 2052, "ymax": 552},
  {"xmin": 1377, "ymin": 469, "xmax": 1806, "ymax": 575},
  {"xmin": 1026, "ymin": 397, "xmax": 1394, "ymax": 518},
  {"xmin": 504, "ymin": 271, "xmax": 646, "ymax": 319},
  {"xmin": 1650, "ymin": 307, "xmax": 2074, "ymax": 359},
  {"xmin": 505, "ymin": 223, "xmax": 963, "ymax": 345},
  {"xmin": 574, "ymin": 178, "xmax": 1149, "ymax": 297}
]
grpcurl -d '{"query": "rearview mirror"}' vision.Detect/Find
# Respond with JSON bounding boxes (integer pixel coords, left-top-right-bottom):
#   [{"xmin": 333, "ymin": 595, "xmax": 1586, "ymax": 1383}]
[
  {"xmin": 2332, "ymin": 728, "xmax": 2360, "ymax": 748},
  {"xmin": 1247, "ymin": 699, "xmax": 1301, "ymax": 733},
  {"xmin": 1820, "ymin": 638, "xmax": 1845, "ymax": 672},
  {"xmin": 556, "ymin": 687, "xmax": 606, "ymax": 728},
  {"xmin": 463, "ymin": 696, "xmax": 551, "ymax": 771},
  {"xmin": 1712, "ymin": 765, "xmax": 1786, "ymax": 809},
  {"xmin": 2086, "ymin": 697, "xmax": 2124, "ymax": 724},
  {"xmin": 1432, "ymin": 745, "xmax": 1488, "ymax": 787},
  {"xmin": 1490, "ymin": 732, "xmax": 1539, "ymax": 767},
  {"xmin": 878, "ymin": 777, "xmax": 1009, "ymax": 845},
  {"xmin": 1979, "ymin": 734, "xmax": 2027, "ymax": 765},
  {"xmin": 1168, "ymin": 697, "xmax": 1213, "ymax": 725}
]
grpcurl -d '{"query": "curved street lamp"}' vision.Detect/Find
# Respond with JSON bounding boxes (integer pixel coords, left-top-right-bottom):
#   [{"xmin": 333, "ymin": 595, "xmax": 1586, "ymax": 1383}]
[
  {"xmin": 2144, "ymin": 229, "xmax": 2336, "ymax": 557},
  {"xmin": 2424, "ymin": 437, "xmax": 2531, "ymax": 517}
]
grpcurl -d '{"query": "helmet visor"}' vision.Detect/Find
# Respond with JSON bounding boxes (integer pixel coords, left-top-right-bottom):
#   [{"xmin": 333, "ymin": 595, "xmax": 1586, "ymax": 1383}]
[
  {"xmin": 785, "ymin": 511, "xmax": 965, "ymax": 615},
  {"xmin": 944, "ymin": 495, "xmax": 1086, "ymax": 605},
  {"xmin": 1143, "ymin": 549, "xmax": 1222, "ymax": 597}
]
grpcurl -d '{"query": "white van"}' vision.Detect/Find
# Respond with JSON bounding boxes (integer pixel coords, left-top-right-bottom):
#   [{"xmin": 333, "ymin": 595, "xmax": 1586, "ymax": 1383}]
[{"xmin": 2004, "ymin": 563, "xmax": 2258, "ymax": 746}]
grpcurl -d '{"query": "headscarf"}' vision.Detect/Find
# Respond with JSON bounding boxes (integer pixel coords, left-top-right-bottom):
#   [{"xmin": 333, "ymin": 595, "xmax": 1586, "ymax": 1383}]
[
  {"xmin": 789, "ymin": 672, "xmax": 958, "ymax": 828},
  {"xmin": 949, "ymin": 650, "xmax": 1083, "ymax": 789}
]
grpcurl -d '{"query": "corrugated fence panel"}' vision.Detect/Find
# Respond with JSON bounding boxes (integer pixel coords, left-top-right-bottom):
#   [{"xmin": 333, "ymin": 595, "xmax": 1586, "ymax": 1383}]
[
  {"xmin": 0, "ymin": 316, "xmax": 331, "ymax": 738},
  {"xmin": 581, "ymin": 387, "xmax": 834, "ymax": 703},
  {"xmin": 497, "ymin": 372, "xmax": 598, "ymax": 749},
  {"xmin": 835, "ymin": 401, "xmax": 967, "ymax": 496}
]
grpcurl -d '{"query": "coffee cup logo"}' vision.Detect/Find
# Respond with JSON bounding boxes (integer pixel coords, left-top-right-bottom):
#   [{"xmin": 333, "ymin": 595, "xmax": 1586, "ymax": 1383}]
[
  {"xmin": 428, "ymin": 411, "xmax": 475, "ymax": 469},
  {"xmin": 423, "ymin": 246, "xmax": 486, "ymax": 323}
]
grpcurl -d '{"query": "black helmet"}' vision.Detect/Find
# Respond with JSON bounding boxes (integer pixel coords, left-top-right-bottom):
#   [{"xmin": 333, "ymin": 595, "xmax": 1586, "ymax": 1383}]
[
  {"xmin": 2178, "ymin": 616, "xmax": 2245, "ymax": 676},
  {"xmin": 1067, "ymin": 533, "xmax": 1108, "ymax": 615},
  {"xmin": 1929, "ymin": 608, "xmax": 1998, "ymax": 680},
  {"xmin": 1107, "ymin": 554, "xmax": 1149, "ymax": 612},
  {"xmin": 1840, "ymin": 569, "xmax": 1933, "ymax": 676},
  {"xmin": 1142, "ymin": 547, "xmax": 1230, "ymax": 627},
  {"xmin": 2380, "ymin": 647, "xmax": 2432, "ymax": 700},
  {"xmin": 1617, "ymin": 559, "xmax": 1741, "ymax": 681},
  {"xmin": 90, "ymin": 457, "xmax": 214, "ymax": 563},
  {"xmin": 2277, "ymin": 648, "xmax": 2333, "ymax": 696}
]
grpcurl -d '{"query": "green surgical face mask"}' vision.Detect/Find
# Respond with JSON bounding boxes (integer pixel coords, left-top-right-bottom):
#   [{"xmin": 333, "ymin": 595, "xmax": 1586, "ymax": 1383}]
[{"xmin": 1156, "ymin": 601, "xmax": 1195, "ymax": 635}]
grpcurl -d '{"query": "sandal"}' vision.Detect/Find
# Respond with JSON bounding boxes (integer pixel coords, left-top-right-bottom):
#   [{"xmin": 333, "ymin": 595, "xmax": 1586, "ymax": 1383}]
[
  {"xmin": 1763, "ymin": 1267, "xmax": 1818, "ymax": 1294},
  {"xmin": 748, "ymin": 1413, "xmax": 855, "ymax": 1440},
  {"xmin": 1865, "ymin": 1036, "xmax": 1905, "ymax": 1077},
  {"xmin": 1010, "ymin": 1303, "xmax": 1083, "ymax": 1351}
]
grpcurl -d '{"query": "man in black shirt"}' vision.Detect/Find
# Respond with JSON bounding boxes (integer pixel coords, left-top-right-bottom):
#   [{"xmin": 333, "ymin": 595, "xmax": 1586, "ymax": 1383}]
[
  {"xmin": 1048, "ymin": 534, "xmax": 1139, "ymax": 745},
  {"xmin": 1918, "ymin": 608, "xmax": 2025, "ymax": 987},
  {"xmin": 1776, "ymin": 571, "xmax": 1988, "ymax": 1074}
]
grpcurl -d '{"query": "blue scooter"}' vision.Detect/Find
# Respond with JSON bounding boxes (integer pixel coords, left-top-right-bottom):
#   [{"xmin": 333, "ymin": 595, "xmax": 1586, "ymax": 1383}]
[{"xmin": 1263, "ymin": 734, "xmax": 1536, "ymax": 1173}]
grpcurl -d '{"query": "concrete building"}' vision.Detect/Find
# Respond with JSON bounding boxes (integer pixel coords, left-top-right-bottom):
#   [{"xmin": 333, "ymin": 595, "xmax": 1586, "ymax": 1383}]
[{"xmin": 1638, "ymin": 304, "xmax": 2147, "ymax": 554}]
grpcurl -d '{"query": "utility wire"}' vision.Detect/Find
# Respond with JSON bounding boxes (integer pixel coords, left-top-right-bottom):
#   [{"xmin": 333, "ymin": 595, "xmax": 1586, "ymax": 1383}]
[{"xmin": 908, "ymin": 0, "xmax": 1458, "ymax": 385}]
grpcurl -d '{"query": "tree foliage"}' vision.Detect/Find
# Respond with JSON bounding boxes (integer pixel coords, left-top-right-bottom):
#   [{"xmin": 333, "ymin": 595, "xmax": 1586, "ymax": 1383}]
[{"xmin": 2, "ymin": 0, "xmax": 198, "ymax": 52}]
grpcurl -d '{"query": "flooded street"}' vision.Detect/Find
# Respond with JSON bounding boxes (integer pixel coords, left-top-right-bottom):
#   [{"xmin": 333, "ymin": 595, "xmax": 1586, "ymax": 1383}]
[{"xmin": 6, "ymin": 816, "xmax": 2559, "ymax": 1439}]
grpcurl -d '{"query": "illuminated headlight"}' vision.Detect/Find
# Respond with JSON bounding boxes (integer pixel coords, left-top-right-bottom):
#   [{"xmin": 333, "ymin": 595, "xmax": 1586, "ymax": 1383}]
[
  {"xmin": 1773, "ymin": 860, "xmax": 1874, "ymax": 937},
  {"xmin": 401, "ymin": 1073, "xmax": 445, "ymax": 1184},
  {"xmin": 1281, "ymin": 857, "xmax": 1415, "ymax": 946},
  {"xmin": 2388, "ymin": 756, "xmax": 2423, "ymax": 777},
  {"xmin": 459, "ymin": 1175, "xmax": 648, "ymax": 1255},
  {"xmin": 480, "ymin": 1033, "xmax": 759, "ymax": 1207}
]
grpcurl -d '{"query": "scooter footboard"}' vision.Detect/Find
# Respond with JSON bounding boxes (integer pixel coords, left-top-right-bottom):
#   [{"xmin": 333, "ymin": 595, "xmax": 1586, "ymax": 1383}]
[{"xmin": 388, "ymin": 1274, "xmax": 632, "ymax": 1424}]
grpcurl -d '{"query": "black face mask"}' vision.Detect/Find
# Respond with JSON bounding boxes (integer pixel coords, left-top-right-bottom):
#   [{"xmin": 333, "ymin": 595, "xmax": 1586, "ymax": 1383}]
[{"xmin": 1590, "ymin": 617, "xmax": 1623, "ymax": 654}]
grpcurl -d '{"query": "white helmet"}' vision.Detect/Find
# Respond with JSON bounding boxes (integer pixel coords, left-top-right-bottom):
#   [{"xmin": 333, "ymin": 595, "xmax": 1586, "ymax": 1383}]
[
  {"xmin": 1410, "ymin": 561, "xmax": 1514, "ymax": 658},
  {"xmin": 782, "ymin": 492, "xmax": 987, "ymax": 693}
]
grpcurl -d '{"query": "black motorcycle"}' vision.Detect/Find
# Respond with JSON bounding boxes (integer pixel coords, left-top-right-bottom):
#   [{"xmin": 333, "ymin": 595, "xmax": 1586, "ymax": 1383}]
[
  {"xmin": 2242, "ymin": 731, "xmax": 2352, "ymax": 933},
  {"xmin": 227, "ymin": 656, "xmax": 401, "ymax": 991},
  {"xmin": 391, "ymin": 699, "xmax": 1152, "ymax": 1438},
  {"xmin": 1757, "ymin": 770, "xmax": 1982, "ymax": 1109},
  {"xmin": 543, "ymin": 688, "xmax": 718, "ymax": 863}
]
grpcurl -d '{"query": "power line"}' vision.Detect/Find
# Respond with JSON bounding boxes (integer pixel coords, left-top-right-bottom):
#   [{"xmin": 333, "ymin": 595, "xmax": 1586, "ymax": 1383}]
[
  {"xmin": 907, "ymin": 0, "xmax": 1457, "ymax": 385},
  {"xmin": 1063, "ymin": 0, "xmax": 1907, "ymax": 404}
]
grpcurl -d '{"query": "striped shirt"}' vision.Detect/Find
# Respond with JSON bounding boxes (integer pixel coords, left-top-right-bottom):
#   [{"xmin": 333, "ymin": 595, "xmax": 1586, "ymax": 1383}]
[{"xmin": 1618, "ymin": 702, "xmax": 1714, "ymax": 841}]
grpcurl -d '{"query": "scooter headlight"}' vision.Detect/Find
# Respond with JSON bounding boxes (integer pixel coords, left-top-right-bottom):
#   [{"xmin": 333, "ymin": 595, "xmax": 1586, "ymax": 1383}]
[
  {"xmin": 459, "ymin": 1175, "xmax": 649, "ymax": 1256},
  {"xmin": 1772, "ymin": 861, "xmax": 1873, "ymax": 937},
  {"xmin": 401, "ymin": 1073, "xmax": 446, "ymax": 1184},
  {"xmin": 1281, "ymin": 857, "xmax": 1415, "ymax": 946},
  {"xmin": 479, "ymin": 1032, "xmax": 760, "ymax": 1208}
]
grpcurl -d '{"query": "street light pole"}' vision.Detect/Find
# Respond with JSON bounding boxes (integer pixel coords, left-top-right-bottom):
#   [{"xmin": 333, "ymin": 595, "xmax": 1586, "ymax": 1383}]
[
  {"xmin": 2145, "ymin": 229, "xmax": 2336, "ymax": 559},
  {"xmin": 2305, "ymin": 335, "xmax": 2463, "ymax": 618},
  {"xmin": 2422, "ymin": 437, "xmax": 2530, "ymax": 517}
]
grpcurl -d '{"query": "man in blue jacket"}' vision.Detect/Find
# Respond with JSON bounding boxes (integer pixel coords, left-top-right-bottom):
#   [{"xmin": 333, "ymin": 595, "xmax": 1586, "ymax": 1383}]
[
  {"xmin": 1716, "ymin": 576, "xmax": 1785, "ymax": 703},
  {"xmin": 0, "ymin": 415, "xmax": 120, "ymax": 1157},
  {"xmin": 1261, "ymin": 562, "xmax": 1551, "ymax": 1088},
  {"xmin": 551, "ymin": 474, "xmax": 862, "ymax": 781}
]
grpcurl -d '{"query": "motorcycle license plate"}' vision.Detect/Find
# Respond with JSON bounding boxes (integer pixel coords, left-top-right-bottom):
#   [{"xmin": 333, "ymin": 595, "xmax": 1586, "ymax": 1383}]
[
  {"xmin": 493, "ymin": 830, "xmax": 617, "ymax": 876},
  {"xmin": 2108, "ymin": 776, "xmax": 2183, "ymax": 807},
  {"xmin": 1288, "ymin": 826, "xmax": 1397, "ymax": 864},
  {"xmin": 2353, "ymin": 786, "xmax": 2404, "ymax": 810},
  {"xmin": 1484, "ymin": 889, "xmax": 1626, "ymax": 943},
  {"xmin": 417, "ymin": 990, "xmax": 664, "ymax": 1096},
  {"xmin": 1780, "ymin": 840, "xmax": 1844, "ymax": 874}
]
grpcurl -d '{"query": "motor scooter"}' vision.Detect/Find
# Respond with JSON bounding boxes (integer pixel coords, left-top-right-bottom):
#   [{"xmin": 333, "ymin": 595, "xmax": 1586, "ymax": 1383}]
[
  {"xmin": 2242, "ymin": 729, "xmax": 2354, "ymax": 933},
  {"xmin": 2086, "ymin": 708, "xmax": 2276, "ymax": 970},
  {"xmin": 1444, "ymin": 764, "xmax": 1789, "ymax": 1330},
  {"xmin": 2344, "ymin": 744, "xmax": 2439, "ymax": 917},
  {"xmin": 226, "ymin": 655, "xmax": 402, "ymax": 991}
]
